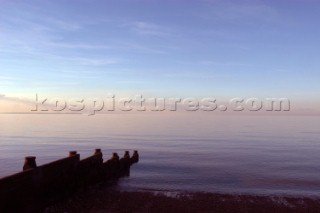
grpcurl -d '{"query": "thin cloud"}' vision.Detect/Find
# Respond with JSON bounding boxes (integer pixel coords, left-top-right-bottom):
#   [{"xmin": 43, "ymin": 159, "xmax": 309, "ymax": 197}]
[
  {"xmin": 39, "ymin": 40, "xmax": 169, "ymax": 55},
  {"xmin": 0, "ymin": 94, "xmax": 37, "ymax": 106},
  {"xmin": 43, "ymin": 42, "xmax": 115, "ymax": 50},
  {"xmin": 67, "ymin": 57, "xmax": 120, "ymax": 66},
  {"xmin": 196, "ymin": 1, "xmax": 279, "ymax": 23},
  {"xmin": 0, "ymin": 13, "xmax": 171, "ymax": 59},
  {"xmin": 161, "ymin": 70, "xmax": 236, "ymax": 79},
  {"xmin": 129, "ymin": 21, "xmax": 173, "ymax": 37},
  {"xmin": 199, "ymin": 60, "xmax": 253, "ymax": 67},
  {"xmin": 44, "ymin": 17, "xmax": 82, "ymax": 31},
  {"xmin": 0, "ymin": 76, "xmax": 19, "ymax": 80},
  {"xmin": 0, "ymin": 76, "xmax": 24, "ymax": 86},
  {"xmin": 116, "ymin": 80, "xmax": 147, "ymax": 84}
]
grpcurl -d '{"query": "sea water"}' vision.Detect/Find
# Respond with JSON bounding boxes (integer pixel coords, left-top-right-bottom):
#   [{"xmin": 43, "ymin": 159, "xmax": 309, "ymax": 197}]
[{"xmin": 0, "ymin": 113, "xmax": 319, "ymax": 196}]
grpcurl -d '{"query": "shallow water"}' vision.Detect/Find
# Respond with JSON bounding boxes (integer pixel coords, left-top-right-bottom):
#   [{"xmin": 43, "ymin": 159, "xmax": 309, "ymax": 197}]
[{"xmin": 0, "ymin": 113, "xmax": 319, "ymax": 196}]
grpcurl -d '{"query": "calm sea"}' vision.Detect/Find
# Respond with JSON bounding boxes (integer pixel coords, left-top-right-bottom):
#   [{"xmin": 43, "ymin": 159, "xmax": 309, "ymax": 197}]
[{"xmin": 0, "ymin": 113, "xmax": 319, "ymax": 196}]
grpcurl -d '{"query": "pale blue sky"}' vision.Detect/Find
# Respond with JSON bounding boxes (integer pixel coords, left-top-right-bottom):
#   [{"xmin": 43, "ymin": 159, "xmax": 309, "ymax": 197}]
[{"xmin": 0, "ymin": 0, "xmax": 319, "ymax": 103}]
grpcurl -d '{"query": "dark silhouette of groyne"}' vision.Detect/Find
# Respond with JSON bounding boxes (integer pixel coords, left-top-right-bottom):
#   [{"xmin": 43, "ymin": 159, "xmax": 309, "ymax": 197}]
[{"xmin": 0, "ymin": 149, "xmax": 139, "ymax": 212}]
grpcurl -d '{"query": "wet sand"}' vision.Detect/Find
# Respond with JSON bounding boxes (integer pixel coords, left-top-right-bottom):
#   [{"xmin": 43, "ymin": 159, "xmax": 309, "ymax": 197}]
[{"xmin": 44, "ymin": 186, "xmax": 320, "ymax": 213}]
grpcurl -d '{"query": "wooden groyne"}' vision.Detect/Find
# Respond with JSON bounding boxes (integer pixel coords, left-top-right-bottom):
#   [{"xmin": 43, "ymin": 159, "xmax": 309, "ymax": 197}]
[{"xmin": 0, "ymin": 149, "xmax": 139, "ymax": 212}]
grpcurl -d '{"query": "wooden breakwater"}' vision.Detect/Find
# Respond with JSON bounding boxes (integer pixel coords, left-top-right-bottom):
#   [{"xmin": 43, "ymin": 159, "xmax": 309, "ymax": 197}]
[{"xmin": 0, "ymin": 149, "xmax": 139, "ymax": 212}]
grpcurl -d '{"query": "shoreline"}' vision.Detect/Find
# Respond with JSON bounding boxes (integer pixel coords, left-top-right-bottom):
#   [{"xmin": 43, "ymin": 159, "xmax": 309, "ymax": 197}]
[
  {"xmin": 44, "ymin": 185, "xmax": 320, "ymax": 213},
  {"xmin": 119, "ymin": 186, "xmax": 320, "ymax": 199}
]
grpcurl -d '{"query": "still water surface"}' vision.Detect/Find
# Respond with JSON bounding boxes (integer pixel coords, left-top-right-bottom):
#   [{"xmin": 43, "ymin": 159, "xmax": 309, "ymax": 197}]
[{"xmin": 0, "ymin": 114, "xmax": 319, "ymax": 196}]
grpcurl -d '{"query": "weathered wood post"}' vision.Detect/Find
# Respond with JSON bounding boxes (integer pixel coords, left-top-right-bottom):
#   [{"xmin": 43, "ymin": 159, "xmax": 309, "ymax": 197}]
[
  {"xmin": 112, "ymin": 152, "xmax": 120, "ymax": 160},
  {"xmin": 103, "ymin": 152, "xmax": 120, "ymax": 179},
  {"xmin": 23, "ymin": 156, "xmax": 37, "ymax": 171},
  {"xmin": 131, "ymin": 150, "xmax": 139, "ymax": 164},
  {"xmin": 120, "ymin": 151, "xmax": 131, "ymax": 177},
  {"xmin": 124, "ymin": 151, "xmax": 130, "ymax": 158},
  {"xmin": 93, "ymin": 148, "xmax": 103, "ymax": 182},
  {"xmin": 94, "ymin": 148, "xmax": 102, "ymax": 155},
  {"xmin": 69, "ymin": 151, "xmax": 77, "ymax": 157}
]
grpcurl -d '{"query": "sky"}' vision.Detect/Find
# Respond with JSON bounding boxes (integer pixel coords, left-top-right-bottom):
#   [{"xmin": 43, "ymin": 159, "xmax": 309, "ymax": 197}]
[{"xmin": 0, "ymin": 0, "xmax": 319, "ymax": 113}]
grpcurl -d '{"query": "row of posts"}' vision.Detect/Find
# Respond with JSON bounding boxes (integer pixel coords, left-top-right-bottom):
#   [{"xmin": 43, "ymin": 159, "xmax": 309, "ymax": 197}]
[{"xmin": 23, "ymin": 149, "xmax": 139, "ymax": 171}]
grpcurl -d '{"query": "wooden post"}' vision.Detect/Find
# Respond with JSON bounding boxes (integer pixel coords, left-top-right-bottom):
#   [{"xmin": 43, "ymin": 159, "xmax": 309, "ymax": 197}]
[
  {"xmin": 23, "ymin": 156, "xmax": 37, "ymax": 171},
  {"xmin": 131, "ymin": 150, "xmax": 139, "ymax": 164},
  {"xmin": 69, "ymin": 151, "xmax": 77, "ymax": 157},
  {"xmin": 94, "ymin": 148, "xmax": 102, "ymax": 155}
]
